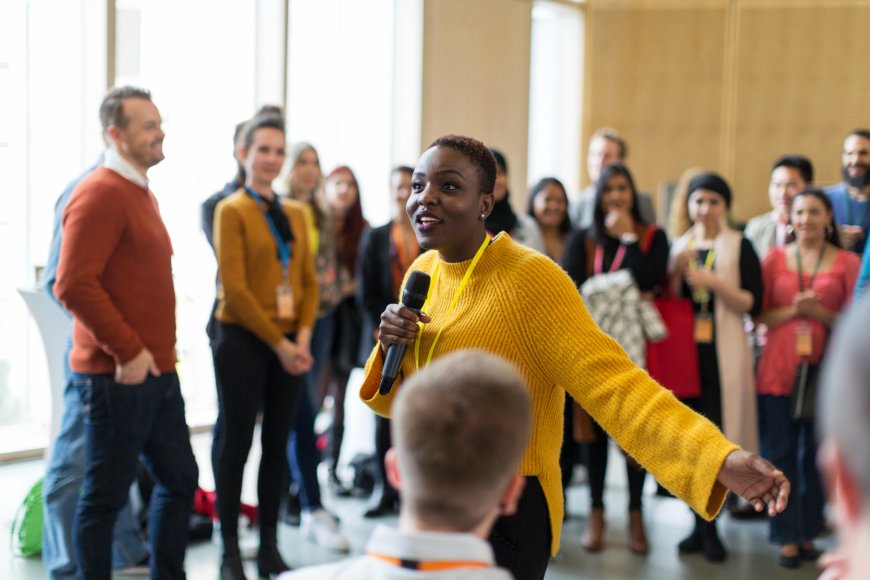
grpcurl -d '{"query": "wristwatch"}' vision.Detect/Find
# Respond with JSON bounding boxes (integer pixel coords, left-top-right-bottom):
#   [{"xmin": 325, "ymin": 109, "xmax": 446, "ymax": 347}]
[{"xmin": 620, "ymin": 232, "xmax": 639, "ymax": 244}]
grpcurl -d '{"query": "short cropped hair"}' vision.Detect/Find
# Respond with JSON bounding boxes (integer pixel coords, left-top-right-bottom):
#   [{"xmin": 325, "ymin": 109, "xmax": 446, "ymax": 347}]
[
  {"xmin": 847, "ymin": 128, "xmax": 870, "ymax": 142},
  {"xmin": 391, "ymin": 350, "xmax": 531, "ymax": 531},
  {"xmin": 820, "ymin": 294, "xmax": 870, "ymax": 510},
  {"xmin": 772, "ymin": 155, "xmax": 814, "ymax": 184},
  {"xmin": 589, "ymin": 127, "xmax": 628, "ymax": 159},
  {"xmin": 241, "ymin": 113, "xmax": 285, "ymax": 150},
  {"xmin": 391, "ymin": 165, "xmax": 414, "ymax": 179},
  {"xmin": 99, "ymin": 86, "xmax": 152, "ymax": 131},
  {"xmin": 427, "ymin": 135, "xmax": 497, "ymax": 194}
]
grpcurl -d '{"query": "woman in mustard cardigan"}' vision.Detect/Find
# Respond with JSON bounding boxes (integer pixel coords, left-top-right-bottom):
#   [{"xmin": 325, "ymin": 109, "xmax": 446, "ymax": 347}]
[
  {"xmin": 213, "ymin": 114, "xmax": 318, "ymax": 580},
  {"xmin": 360, "ymin": 134, "xmax": 790, "ymax": 580}
]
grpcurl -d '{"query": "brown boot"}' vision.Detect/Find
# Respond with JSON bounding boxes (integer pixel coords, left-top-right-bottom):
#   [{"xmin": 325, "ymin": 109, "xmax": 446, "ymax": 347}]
[
  {"xmin": 628, "ymin": 509, "xmax": 649, "ymax": 555},
  {"xmin": 581, "ymin": 508, "xmax": 605, "ymax": 552}
]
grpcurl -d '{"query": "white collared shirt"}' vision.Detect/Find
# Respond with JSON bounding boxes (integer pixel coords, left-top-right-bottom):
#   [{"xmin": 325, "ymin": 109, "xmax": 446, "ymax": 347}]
[
  {"xmin": 103, "ymin": 147, "xmax": 148, "ymax": 188},
  {"xmin": 279, "ymin": 525, "xmax": 511, "ymax": 580}
]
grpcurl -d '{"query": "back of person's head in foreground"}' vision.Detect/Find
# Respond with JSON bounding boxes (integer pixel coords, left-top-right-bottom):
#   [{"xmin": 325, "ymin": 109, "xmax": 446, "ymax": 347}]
[
  {"xmin": 819, "ymin": 293, "xmax": 870, "ymax": 564},
  {"xmin": 387, "ymin": 350, "xmax": 531, "ymax": 533}
]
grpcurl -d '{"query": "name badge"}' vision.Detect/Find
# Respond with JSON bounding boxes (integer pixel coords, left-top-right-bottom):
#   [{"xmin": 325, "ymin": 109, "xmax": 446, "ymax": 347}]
[
  {"xmin": 276, "ymin": 284, "xmax": 295, "ymax": 320},
  {"xmin": 795, "ymin": 323, "xmax": 813, "ymax": 356},
  {"xmin": 694, "ymin": 312, "xmax": 714, "ymax": 344}
]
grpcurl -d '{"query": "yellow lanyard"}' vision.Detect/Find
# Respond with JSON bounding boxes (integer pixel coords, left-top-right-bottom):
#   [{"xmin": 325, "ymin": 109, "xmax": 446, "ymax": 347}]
[
  {"xmin": 687, "ymin": 238, "xmax": 716, "ymax": 307},
  {"xmin": 414, "ymin": 235, "xmax": 491, "ymax": 371}
]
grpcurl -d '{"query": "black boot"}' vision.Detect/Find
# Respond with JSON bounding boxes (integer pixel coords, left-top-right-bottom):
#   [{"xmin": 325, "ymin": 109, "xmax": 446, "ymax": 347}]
[
  {"xmin": 677, "ymin": 515, "xmax": 703, "ymax": 554},
  {"xmin": 700, "ymin": 519, "xmax": 726, "ymax": 562},
  {"xmin": 221, "ymin": 542, "xmax": 248, "ymax": 580},
  {"xmin": 364, "ymin": 416, "xmax": 398, "ymax": 517},
  {"xmin": 257, "ymin": 527, "xmax": 290, "ymax": 579}
]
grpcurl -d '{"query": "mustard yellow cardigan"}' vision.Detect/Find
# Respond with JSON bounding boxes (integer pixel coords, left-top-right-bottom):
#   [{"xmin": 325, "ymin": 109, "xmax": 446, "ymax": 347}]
[
  {"xmin": 214, "ymin": 190, "xmax": 319, "ymax": 347},
  {"xmin": 360, "ymin": 233, "xmax": 738, "ymax": 553}
]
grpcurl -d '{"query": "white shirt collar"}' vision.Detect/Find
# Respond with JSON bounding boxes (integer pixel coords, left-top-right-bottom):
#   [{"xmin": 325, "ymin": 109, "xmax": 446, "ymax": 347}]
[
  {"xmin": 365, "ymin": 525, "xmax": 497, "ymax": 565},
  {"xmin": 104, "ymin": 147, "xmax": 148, "ymax": 188}
]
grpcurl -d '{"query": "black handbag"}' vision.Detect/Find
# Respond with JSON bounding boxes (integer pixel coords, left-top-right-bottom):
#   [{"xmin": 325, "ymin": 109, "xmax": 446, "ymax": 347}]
[{"xmin": 791, "ymin": 362, "xmax": 820, "ymax": 422}]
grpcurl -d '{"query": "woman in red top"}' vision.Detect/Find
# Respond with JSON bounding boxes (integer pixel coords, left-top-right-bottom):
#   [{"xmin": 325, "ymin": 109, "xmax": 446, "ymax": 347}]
[{"xmin": 757, "ymin": 188, "xmax": 860, "ymax": 568}]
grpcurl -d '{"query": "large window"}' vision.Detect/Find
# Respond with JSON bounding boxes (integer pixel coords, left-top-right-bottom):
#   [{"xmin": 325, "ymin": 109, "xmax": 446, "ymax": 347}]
[
  {"xmin": 0, "ymin": 0, "xmax": 107, "ymax": 456},
  {"xmin": 528, "ymin": 0, "xmax": 583, "ymax": 191},
  {"xmin": 0, "ymin": 0, "xmax": 423, "ymax": 457},
  {"xmin": 286, "ymin": 0, "xmax": 422, "ymax": 226}
]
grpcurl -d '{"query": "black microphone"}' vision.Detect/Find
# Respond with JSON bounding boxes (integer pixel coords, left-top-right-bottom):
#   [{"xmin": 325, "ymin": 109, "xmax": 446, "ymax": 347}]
[{"xmin": 379, "ymin": 270, "xmax": 431, "ymax": 395}]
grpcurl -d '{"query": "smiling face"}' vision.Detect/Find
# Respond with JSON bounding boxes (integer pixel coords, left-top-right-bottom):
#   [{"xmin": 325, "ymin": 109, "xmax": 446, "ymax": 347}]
[
  {"xmin": 769, "ymin": 166, "xmax": 807, "ymax": 224},
  {"xmin": 791, "ymin": 193, "xmax": 831, "ymax": 244},
  {"xmin": 407, "ymin": 146, "xmax": 493, "ymax": 262},
  {"xmin": 290, "ymin": 147, "xmax": 321, "ymax": 194},
  {"xmin": 241, "ymin": 127, "xmax": 286, "ymax": 189},
  {"xmin": 324, "ymin": 168, "xmax": 359, "ymax": 215},
  {"xmin": 688, "ymin": 188, "xmax": 727, "ymax": 231},
  {"xmin": 110, "ymin": 97, "xmax": 165, "ymax": 173},
  {"xmin": 587, "ymin": 136, "xmax": 623, "ymax": 184},
  {"xmin": 600, "ymin": 173, "xmax": 635, "ymax": 215},
  {"xmin": 391, "ymin": 170, "xmax": 412, "ymax": 215},
  {"xmin": 532, "ymin": 183, "xmax": 568, "ymax": 230},
  {"xmin": 842, "ymin": 134, "xmax": 870, "ymax": 189}
]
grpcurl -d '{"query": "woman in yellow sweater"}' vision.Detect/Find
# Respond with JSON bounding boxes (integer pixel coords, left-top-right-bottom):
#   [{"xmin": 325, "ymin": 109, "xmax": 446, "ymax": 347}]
[
  {"xmin": 213, "ymin": 114, "xmax": 318, "ymax": 580},
  {"xmin": 360, "ymin": 135, "xmax": 790, "ymax": 580}
]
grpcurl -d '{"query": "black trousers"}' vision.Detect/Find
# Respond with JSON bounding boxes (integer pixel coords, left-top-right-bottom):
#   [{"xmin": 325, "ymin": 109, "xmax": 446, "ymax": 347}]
[
  {"xmin": 489, "ymin": 477, "xmax": 551, "ymax": 580},
  {"xmin": 212, "ymin": 322, "xmax": 301, "ymax": 542},
  {"xmin": 587, "ymin": 421, "xmax": 647, "ymax": 511}
]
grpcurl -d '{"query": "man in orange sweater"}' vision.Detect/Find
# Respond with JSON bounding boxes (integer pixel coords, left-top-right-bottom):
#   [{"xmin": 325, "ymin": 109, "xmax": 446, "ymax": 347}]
[{"xmin": 55, "ymin": 86, "xmax": 198, "ymax": 580}]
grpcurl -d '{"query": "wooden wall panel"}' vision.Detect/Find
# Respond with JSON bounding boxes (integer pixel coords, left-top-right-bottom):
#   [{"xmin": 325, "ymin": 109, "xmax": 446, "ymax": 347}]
[
  {"xmin": 731, "ymin": 4, "xmax": 870, "ymax": 219},
  {"xmin": 584, "ymin": 4, "xmax": 729, "ymax": 207},
  {"xmin": 584, "ymin": 0, "xmax": 870, "ymax": 222},
  {"xmin": 422, "ymin": 0, "xmax": 533, "ymax": 199}
]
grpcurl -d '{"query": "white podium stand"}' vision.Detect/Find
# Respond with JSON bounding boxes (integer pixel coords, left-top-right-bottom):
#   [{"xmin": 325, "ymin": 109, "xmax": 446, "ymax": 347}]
[{"xmin": 18, "ymin": 288, "xmax": 72, "ymax": 455}]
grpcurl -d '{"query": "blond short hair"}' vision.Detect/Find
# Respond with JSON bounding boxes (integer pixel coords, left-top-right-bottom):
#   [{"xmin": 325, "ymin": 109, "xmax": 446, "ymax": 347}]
[{"xmin": 392, "ymin": 350, "xmax": 532, "ymax": 531}]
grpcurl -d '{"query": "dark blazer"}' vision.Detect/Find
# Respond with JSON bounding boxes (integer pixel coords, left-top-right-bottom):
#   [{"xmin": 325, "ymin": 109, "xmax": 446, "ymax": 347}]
[{"xmin": 357, "ymin": 222, "xmax": 395, "ymax": 353}]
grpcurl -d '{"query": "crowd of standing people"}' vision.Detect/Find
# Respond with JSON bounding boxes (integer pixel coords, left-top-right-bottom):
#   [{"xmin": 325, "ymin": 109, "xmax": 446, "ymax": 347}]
[{"xmin": 37, "ymin": 82, "xmax": 870, "ymax": 580}]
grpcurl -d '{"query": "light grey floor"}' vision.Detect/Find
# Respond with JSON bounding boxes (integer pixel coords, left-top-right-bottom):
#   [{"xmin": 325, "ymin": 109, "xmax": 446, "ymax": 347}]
[{"xmin": 1, "ymin": 433, "xmax": 830, "ymax": 579}]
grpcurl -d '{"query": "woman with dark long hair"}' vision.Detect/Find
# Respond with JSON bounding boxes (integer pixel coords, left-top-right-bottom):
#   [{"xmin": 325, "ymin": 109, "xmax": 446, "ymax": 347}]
[
  {"xmin": 525, "ymin": 177, "xmax": 572, "ymax": 262},
  {"xmin": 562, "ymin": 164, "xmax": 669, "ymax": 555},
  {"xmin": 757, "ymin": 189, "xmax": 860, "ymax": 568}
]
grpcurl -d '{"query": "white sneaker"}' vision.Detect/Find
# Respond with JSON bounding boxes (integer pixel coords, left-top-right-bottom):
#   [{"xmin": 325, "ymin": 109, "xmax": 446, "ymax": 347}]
[{"xmin": 301, "ymin": 509, "xmax": 350, "ymax": 552}]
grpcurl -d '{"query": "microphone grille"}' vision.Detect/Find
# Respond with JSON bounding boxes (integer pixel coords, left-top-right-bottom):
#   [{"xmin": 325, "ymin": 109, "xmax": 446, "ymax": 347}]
[{"xmin": 405, "ymin": 270, "xmax": 431, "ymax": 295}]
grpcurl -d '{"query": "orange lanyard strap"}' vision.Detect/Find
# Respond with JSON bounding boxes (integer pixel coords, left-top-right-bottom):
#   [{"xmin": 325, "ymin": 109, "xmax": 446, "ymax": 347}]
[
  {"xmin": 413, "ymin": 235, "xmax": 491, "ymax": 371},
  {"xmin": 368, "ymin": 553, "xmax": 490, "ymax": 571}
]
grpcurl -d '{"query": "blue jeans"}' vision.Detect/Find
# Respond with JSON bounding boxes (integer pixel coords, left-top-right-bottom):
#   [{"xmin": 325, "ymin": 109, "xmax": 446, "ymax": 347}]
[
  {"xmin": 43, "ymin": 378, "xmax": 150, "ymax": 579},
  {"xmin": 73, "ymin": 372, "xmax": 198, "ymax": 580},
  {"xmin": 758, "ymin": 394, "xmax": 824, "ymax": 545},
  {"xmin": 42, "ymin": 338, "xmax": 148, "ymax": 579}
]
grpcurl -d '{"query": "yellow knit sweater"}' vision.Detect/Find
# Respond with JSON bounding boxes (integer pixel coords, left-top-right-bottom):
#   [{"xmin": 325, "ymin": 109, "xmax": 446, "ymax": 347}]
[{"xmin": 360, "ymin": 233, "xmax": 738, "ymax": 553}]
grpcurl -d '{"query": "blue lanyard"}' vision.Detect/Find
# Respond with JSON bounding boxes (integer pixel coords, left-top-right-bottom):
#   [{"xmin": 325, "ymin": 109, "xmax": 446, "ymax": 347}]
[{"xmin": 245, "ymin": 187, "xmax": 291, "ymax": 272}]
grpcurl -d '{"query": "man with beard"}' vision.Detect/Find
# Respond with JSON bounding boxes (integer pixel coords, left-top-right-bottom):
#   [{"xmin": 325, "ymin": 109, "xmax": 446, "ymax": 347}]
[{"xmin": 824, "ymin": 129, "xmax": 870, "ymax": 254}]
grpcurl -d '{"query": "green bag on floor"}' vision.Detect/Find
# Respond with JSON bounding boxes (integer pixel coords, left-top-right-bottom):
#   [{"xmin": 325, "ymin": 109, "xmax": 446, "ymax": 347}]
[{"xmin": 10, "ymin": 477, "xmax": 43, "ymax": 557}]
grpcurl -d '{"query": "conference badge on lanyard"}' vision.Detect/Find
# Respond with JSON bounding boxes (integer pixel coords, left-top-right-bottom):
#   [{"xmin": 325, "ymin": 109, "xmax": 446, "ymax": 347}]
[
  {"xmin": 694, "ymin": 311, "xmax": 714, "ymax": 344},
  {"xmin": 276, "ymin": 269, "xmax": 295, "ymax": 320}
]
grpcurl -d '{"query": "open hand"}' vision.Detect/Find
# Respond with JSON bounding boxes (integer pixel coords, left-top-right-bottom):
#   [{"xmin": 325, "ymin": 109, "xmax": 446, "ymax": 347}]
[{"xmin": 717, "ymin": 450, "xmax": 789, "ymax": 516}]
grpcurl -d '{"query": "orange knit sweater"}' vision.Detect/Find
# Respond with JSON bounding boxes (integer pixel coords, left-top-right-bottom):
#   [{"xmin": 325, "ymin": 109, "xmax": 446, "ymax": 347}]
[
  {"xmin": 56, "ymin": 168, "xmax": 176, "ymax": 373},
  {"xmin": 360, "ymin": 233, "xmax": 738, "ymax": 553}
]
